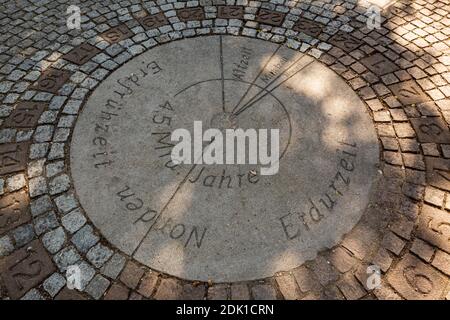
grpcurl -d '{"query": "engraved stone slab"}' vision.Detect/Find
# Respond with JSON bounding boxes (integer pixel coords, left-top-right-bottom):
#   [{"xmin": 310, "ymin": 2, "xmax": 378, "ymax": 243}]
[
  {"xmin": 0, "ymin": 142, "xmax": 29, "ymax": 175},
  {"xmin": 0, "ymin": 239, "xmax": 55, "ymax": 299},
  {"xmin": 425, "ymin": 157, "xmax": 450, "ymax": 192},
  {"xmin": 32, "ymin": 68, "xmax": 71, "ymax": 94},
  {"xmin": 417, "ymin": 205, "xmax": 450, "ymax": 253},
  {"xmin": 255, "ymin": 9, "xmax": 285, "ymax": 26},
  {"xmin": 0, "ymin": 190, "xmax": 30, "ymax": 236},
  {"xmin": 55, "ymin": 287, "xmax": 88, "ymax": 300},
  {"xmin": 329, "ymin": 31, "xmax": 362, "ymax": 52},
  {"xmin": 361, "ymin": 53, "xmax": 399, "ymax": 76},
  {"xmin": 410, "ymin": 117, "xmax": 450, "ymax": 143},
  {"xmin": 63, "ymin": 43, "xmax": 100, "ymax": 65},
  {"xmin": 176, "ymin": 7, "xmax": 205, "ymax": 22},
  {"xmin": 137, "ymin": 12, "xmax": 168, "ymax": 30},
  {"xmin": 387, "ymin": 253, "xmax": 447, "ymax": 300},
  {"xmin": 71, "ymin": 36, "xmax": 379, "ymax": 282},
  {"xmin": 217, "ymin": 6, "xmax": 244, "ymax": 20},
  {"xmin": 3, "ymin": 101, "xmax": 47, "ymax": 129},
  {"xmin": 293, "ymin": 19, "xmax": 324, "ymax": 37},
  {"xmin": 389, "ymin": 80, "xmax": 429, "ymax": 105},
  {"xmin": 101, "ymin": 24, "xmax": 133, "ymax": 44}
]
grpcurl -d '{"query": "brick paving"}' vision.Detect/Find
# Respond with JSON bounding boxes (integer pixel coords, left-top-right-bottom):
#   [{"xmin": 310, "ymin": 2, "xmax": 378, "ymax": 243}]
[{"xmin": 0, "ymin": 0, "xmax": 449, "ymax": 300}]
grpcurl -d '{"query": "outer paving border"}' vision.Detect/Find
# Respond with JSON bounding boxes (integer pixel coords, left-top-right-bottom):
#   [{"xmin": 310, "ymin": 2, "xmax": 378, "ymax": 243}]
[{"xmin": 0, "ymin": 0, "xmax": 449, "ymax": 300}]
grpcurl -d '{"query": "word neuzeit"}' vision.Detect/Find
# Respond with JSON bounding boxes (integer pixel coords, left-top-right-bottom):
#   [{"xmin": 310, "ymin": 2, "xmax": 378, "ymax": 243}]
[{"xmin": 171, "ymin": 121, "xmax": 280, "ymax": 175}]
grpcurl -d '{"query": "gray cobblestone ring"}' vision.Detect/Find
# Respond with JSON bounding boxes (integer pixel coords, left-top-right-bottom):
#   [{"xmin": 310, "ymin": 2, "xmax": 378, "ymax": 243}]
[{"xmin": 0, "ymin": 0, "xmax": 449, "ymax": 300}]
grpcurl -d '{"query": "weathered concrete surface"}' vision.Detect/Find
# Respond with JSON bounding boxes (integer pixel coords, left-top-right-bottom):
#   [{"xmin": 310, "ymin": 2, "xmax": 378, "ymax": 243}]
[{"xmin": 70, "ymin": 36, "xmax": 380, "ymax": 282}]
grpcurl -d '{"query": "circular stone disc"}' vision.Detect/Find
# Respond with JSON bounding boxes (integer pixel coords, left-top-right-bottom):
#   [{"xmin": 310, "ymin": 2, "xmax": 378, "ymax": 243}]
[{"xmin": 70, "ymin": 36, "xmax": 380, "ymax": 282}]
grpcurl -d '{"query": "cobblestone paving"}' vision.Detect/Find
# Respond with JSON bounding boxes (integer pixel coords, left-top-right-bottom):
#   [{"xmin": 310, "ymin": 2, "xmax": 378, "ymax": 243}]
[{"xmin": 0, "ymin": 0, "xmax": 449, "ymax": 300}]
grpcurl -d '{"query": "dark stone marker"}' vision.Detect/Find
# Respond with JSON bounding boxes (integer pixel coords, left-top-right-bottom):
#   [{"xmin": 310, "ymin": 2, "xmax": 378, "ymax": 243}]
[
  {"xmin": 176, "ymin": 7, "xmax": 205, "ymax": 22},
  {"xmin": 410, "ymin": 117, "xmax": 450, "ymax": 143},
  {"xmin": 217, "ymin": 6, "xmax": 244, "ymax": 19},
  {"xmin": 101, "ymin": 24, "xmax": 134, "ymax": 44},
  {"xmin": 328, "ymin": 31, "xmax": 362, "ymax": 52},
  {"xmin": 63, "ymin": 43, "xmax": 100, "ymax": 65},
  {"xmin": 387, "ymin": 253, "xmax": 447, "ymax": 300},
  {"xmin": 292, "ymin": 18, "xmax": 324, "ymax": 37},
  {"xmin": 360, "ymin": 53, "xmax": 399, "ymax": 76},
  {"xmin": 3, "ymin": 101, "xmax": 47, "ymax": 129},
  {"xmin": 0, "ymin": 142, "xmax": 29, "ymax": 175},
  {"xmin": 255, "ymin": 8, "xmax": 286, "ymax": 27},
  {"xmin": 55, "ymin": 287, "xmax": 88, "ymax": 300},
  {"xmin": 417, "ymin": 205, "xmax": 450, "ymax": 254},
  {"xmin": 137, "ymin": 12, "xmax": 169, "ymax": 30},
  {"xmin": 0, "ymin": 190, "xmax": 30, "ymax": 236},
  {"xmin": 31, "ymin": 68, "xmax": 72, "ymax": 94},
  {"xmin": 0, "ymin": 239, "xmax": 55, "ymax": 299},
  {"xmin": 425, "ymin": 157, "xmax": 450, "ymax": 192},
  {"xmin": 389, "ymin": 80, "xmax": 429, "ymax": 105}
]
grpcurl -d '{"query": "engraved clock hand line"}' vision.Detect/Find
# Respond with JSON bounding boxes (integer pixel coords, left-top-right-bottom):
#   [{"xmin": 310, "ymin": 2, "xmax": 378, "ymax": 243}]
[
  {"xmin": 230, "ymin": 43, "xmax": 283, "ymax": 114},
  {"xmin": 130, "ymin": 164, "xmax": 197, "ymax": 256},
  {"xmin": 219, "ymin": 35, "xmax": 226, "ymax": 113},
  {"xmin": 231, "ymin": 54, "xmax": 311, "ymax": 117},
  {"xmin": 131, "ymin": 141, "xmax": 214, "ymax": 256},
  {"xmin": 232, "ymin": 54, "xmax": 309, "ymax": 117},
  {"xmin": 233, "ymin": 59, "xmax": 315, "ymax": 117}
]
